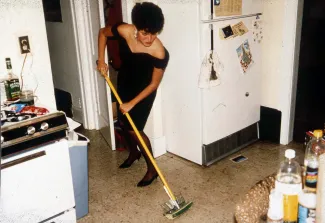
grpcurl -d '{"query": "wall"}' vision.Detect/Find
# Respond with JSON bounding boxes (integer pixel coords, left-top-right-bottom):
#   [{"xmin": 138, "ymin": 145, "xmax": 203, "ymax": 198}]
[
  {"xmin": 45, "ymin": 0, "xmax": 84, "ymax": 123},
  {"xmin": 0, "ymin": 0, "xmax": 56, "ymax": 109},
  {"xmin": 159, "ymin": 2, "xmax": 203, "ymax": 164},
  {"xmin": 261, "ymin": 0, "xmax": 285, "ymax": 111},
  {"xmin": 122, "ymin": 0, "xmax": 202, "ymax": 159},
  {"xmin": 122, "ymin": 0, "xmax": 167, "ymax": 158},
  {"xmin": 262, "ymin": 0, "xmax": 304, "ymax": 144}
]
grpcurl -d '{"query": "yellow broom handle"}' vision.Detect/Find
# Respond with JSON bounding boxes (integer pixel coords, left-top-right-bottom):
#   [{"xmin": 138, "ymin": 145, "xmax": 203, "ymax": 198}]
[{"xmin": 103, "ymin": 74, "xmax": 176, "ymax": 201}]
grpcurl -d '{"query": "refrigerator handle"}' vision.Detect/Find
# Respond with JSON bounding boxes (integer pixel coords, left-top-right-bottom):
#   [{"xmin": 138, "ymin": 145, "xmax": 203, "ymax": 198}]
[{"xmin": 210, "ymin": 24, "xmax": 214, "ymax": 51}]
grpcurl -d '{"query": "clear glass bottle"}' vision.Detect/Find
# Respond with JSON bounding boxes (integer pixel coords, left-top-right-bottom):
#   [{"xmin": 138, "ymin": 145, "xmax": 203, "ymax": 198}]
[
  {"xmin": 304, "ymin": 130, "xmax": 325, "ymax": 192},
  {"xmin": 275, "ymin": 149, "xmax": 302, "ymax": 223}
]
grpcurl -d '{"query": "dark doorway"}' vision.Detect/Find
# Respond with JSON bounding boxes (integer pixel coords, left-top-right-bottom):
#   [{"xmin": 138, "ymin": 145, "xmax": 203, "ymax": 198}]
[{"xmin": 293, "ymin": 0, "xmax": 325, "ymax": 142}]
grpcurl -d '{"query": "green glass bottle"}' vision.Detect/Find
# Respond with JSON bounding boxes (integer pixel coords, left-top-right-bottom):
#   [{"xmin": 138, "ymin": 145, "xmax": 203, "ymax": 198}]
[{"xmin": 4, "ymin": 58, "xmax": 21, "ymax": 101}]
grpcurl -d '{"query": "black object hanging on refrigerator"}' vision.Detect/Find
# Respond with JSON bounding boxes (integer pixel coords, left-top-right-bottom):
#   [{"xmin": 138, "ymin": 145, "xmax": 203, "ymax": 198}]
[{"xmin": 209, "ymin": 0, "xmax": 218, "ymax": 80}]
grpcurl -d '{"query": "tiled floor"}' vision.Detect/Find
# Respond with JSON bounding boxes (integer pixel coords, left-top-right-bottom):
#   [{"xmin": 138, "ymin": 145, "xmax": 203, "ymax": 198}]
[{"xmin": 77, "ymin": 129, "xmax": 304, "ymax": 223}]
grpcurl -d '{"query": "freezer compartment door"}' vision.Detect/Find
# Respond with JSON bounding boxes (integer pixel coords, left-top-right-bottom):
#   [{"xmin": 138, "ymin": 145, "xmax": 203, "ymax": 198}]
[{"xmin": 200, "ymin": 0, "xmax": 263, "ymax": 21}]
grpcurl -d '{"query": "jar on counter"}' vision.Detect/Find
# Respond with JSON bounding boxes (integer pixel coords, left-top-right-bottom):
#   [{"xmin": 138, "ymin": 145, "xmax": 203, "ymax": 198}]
[{"xmin": 19, "ymin": 90, "xmax": 35, "ymax": 106}]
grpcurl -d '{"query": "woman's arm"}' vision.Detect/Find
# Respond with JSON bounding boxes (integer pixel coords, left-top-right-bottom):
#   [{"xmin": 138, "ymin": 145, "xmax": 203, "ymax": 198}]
[
  {"xmin": 119, "ymin": 67, "xmax": 164, "ymax": 114},
  {"xmin": 97, "ymin": 24, "xmax": 132, "ymax": 74},
  {"xmin": 97, "ymin": 26, "xmax": 113, "ymax": 73}
]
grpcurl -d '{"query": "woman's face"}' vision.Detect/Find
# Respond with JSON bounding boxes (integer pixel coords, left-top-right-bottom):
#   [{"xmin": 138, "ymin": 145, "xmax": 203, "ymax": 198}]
[{"xmin": 137, "ymin": 30, "xmax": 157, "ymax": 47}]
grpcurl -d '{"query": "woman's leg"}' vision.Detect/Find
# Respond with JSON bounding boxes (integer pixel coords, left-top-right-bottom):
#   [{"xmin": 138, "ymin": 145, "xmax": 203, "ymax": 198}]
[
  {"xmin": 129, "ymin": 131, "xmax": 158, "ymax": 186},
  {"xmin": 118, "ymin": 122, "xmax": 141, "ymax": 168}
]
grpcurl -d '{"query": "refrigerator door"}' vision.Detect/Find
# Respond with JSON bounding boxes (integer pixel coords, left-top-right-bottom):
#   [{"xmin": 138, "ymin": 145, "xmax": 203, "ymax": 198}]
[
  {"xmin": 200, "ymin": 0, "xmax": 263, "ymax": 21},
  {"xmin": 200, "ymin": 16, "xmax": 262, "ymax": 145}
]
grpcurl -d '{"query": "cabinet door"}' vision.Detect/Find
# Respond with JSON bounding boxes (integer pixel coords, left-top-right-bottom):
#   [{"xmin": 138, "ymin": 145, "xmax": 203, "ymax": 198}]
[{"xmin": 0, "ymin": 140, "xmax": 75, "ymax": 223}]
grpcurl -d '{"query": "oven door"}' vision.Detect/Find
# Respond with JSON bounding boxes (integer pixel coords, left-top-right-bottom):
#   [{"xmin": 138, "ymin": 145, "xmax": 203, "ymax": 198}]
[
  {"xmin": 0, "ymin": 140, "xmax": 75, "ymax": 223},
  {"xmin": 42, "ymin": 208, "xmax": 76, "ymax": 223}
]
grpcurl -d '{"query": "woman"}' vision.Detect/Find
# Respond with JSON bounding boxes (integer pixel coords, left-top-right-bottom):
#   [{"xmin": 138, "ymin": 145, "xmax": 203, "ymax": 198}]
[{"xmin": 97, "ymin": 2, "xmax": 169, "ymax": 187}]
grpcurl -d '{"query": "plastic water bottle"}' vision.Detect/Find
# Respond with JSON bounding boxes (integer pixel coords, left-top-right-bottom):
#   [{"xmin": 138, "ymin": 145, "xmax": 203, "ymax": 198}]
[
  {"xmin": 304, "ymin": 130, "xmax": 325, "ymax": 192},
  {"xmin": 275, "ymin": 149, "xmax": 302, "ymax": 223}
]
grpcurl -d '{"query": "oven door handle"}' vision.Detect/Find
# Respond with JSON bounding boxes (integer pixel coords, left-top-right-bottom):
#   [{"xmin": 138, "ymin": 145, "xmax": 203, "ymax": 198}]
[{"xmin": 1, "ymin": 151, "xmax": 46, "ymax": 170}]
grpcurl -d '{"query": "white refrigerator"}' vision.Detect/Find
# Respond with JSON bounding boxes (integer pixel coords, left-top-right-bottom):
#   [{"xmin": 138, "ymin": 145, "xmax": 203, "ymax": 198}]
[{"xmin": 160, "ymin": 0, "xmax": 263, "ymax": 166}]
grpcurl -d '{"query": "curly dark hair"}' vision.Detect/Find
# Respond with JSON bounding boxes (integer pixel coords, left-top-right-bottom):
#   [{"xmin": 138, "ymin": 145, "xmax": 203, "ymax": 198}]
[{"xmin": 131, "ymin": 2, "xmax": 164, "ymax": 34}]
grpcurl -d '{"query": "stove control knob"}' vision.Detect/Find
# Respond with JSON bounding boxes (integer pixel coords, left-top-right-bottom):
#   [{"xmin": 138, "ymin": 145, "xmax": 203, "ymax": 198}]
[
  {"xmin": 1, "ymin": 136, "xmax": 3, "ymax": 144},
  {"xmin": 27, "ymin": 126, "xmax": 36, "ymax": 135},
  {"xmin": 40, "ymin": 122, "xmax": 49, "ymax": 131}
]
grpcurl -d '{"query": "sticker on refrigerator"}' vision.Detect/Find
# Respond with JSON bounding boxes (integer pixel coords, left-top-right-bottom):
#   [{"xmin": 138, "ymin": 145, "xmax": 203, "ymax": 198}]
[
  {"xmin": 252, "ymin": 19, "xmax": 263, "ymax": 43},
  {"xmin": 221, "ymin": 25, "xmax": 234, "ymax": 39},
  {"xmin": 236, "ymin": 40, "xmax": 253, "ymax": 74}
]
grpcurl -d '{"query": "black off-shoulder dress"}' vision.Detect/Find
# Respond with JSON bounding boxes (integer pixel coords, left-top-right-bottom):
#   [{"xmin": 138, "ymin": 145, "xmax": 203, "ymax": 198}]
[{"xmin": 111, "ymin": 23, "xmax": 169, "ymax": 131}]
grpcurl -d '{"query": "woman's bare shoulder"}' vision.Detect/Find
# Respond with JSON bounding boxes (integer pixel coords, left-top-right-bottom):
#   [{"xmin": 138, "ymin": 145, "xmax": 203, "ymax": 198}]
[
  {"xmin": 152, "ymin": 39, "xmax": 166, "ymax": 59},
  {"xmin": 117, "ymin": 24, "xmax": 135, "ymax": 39}
]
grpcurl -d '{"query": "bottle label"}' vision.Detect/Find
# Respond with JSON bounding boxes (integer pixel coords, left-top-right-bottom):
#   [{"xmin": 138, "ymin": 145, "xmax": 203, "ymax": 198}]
[
  {"xmin": 5, "ymin": 58, "xmax": 12, "ymax": 69},
  {"xmin": 276, "ymin": 181, "xmax": 301, "ymax": 222},
  {"xmin": 275, "ymin": 181, "xmax": 302, "ymax": 195},
  {"xmin": 305, "ymin": 166, "xmax": 318, "ymax": 189},
  {"xmin": 298, "ymin": 204, "xmax": 316, "ymax": 223},
  {"xmin": 5, "ymin": 79, "xmax": 20, "ymax": 100},
  {"xmin": 283, "ymin": 194, "xmax": 299, "ymax": 223}
]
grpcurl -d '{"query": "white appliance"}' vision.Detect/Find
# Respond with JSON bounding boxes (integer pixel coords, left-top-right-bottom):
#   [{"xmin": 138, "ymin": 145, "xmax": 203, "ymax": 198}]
[
  {"xmin": 0, "ymin": 140, "xmax": 76, "ymax": 223},
  {"xmin": 160, "ymin": 0, "xmax": 263, "ymax": 165}
]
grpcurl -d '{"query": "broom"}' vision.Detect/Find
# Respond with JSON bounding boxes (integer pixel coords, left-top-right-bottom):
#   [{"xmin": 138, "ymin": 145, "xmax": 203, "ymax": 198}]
[{"xmin": 101, "ymin": 71, "xmax": 193, "ymax": 219}]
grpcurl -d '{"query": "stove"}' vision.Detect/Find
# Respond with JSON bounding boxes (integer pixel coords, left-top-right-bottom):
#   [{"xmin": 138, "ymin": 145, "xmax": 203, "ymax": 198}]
[{"xmin": 1, "ymin": 111, "xmax": 68, "ymax": 158}]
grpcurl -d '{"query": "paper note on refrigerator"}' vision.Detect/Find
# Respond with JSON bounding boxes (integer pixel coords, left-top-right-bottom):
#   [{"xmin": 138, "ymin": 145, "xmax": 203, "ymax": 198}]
[
  {"xmin": 214, "ymin": 0, "xmax": 242, "ymax": 17},
  {"xmin": 236, "ymin": 40, "xmax": 253, "ymax": 74},
  {"xmin": 232, "ymin": 21, "xmax": 249, "ymax": 37}
]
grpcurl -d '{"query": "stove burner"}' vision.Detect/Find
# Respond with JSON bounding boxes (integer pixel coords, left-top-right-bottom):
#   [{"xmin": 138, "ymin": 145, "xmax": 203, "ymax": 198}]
[{"xmin": 6, "ymin": 114, "xmax": 36, "ymax": 122}]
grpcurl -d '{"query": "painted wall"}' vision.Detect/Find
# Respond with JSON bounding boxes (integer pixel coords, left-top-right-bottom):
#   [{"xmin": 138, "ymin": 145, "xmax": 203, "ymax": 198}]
[
  {"xmin": 158, "ymin": 2, "xmax": 203, "ymax": 164},
  {"xmin": 261, "ymin": 0, "xmax": 285, "ymax": 111},
  {"xmin": 262, "ymin": 0, "xmax": 304, "ymax": 144},
  {"xmin": 122, "ymin": 0, "xmax": 202, "ymax": 159},
  {"xmin": 45, "ymin": 0, "xmax": 84, "ymax": 123},
  {"xmin": 0, "ymin": 0, "xmax": 56, "ymax": 109},
  {"xmin": 122, "ymin": 0, "xmax": 167, "ymax": 158}
]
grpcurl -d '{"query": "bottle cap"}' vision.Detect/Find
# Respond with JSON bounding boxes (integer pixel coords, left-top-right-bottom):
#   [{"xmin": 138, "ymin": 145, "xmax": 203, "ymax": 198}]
[
  {"xmin": 285, "ymin": 149, "xmax": 295, "ymax": 159},
  {"xmin": 313, "ymin": 130, "xmax": 323, "ymax": 138}
]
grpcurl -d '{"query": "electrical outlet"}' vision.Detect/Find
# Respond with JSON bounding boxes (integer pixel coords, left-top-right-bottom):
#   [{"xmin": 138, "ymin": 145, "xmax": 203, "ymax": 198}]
[{"xmin": 18, "ymin": 36, "xmax": 31, "ymax": 54}]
